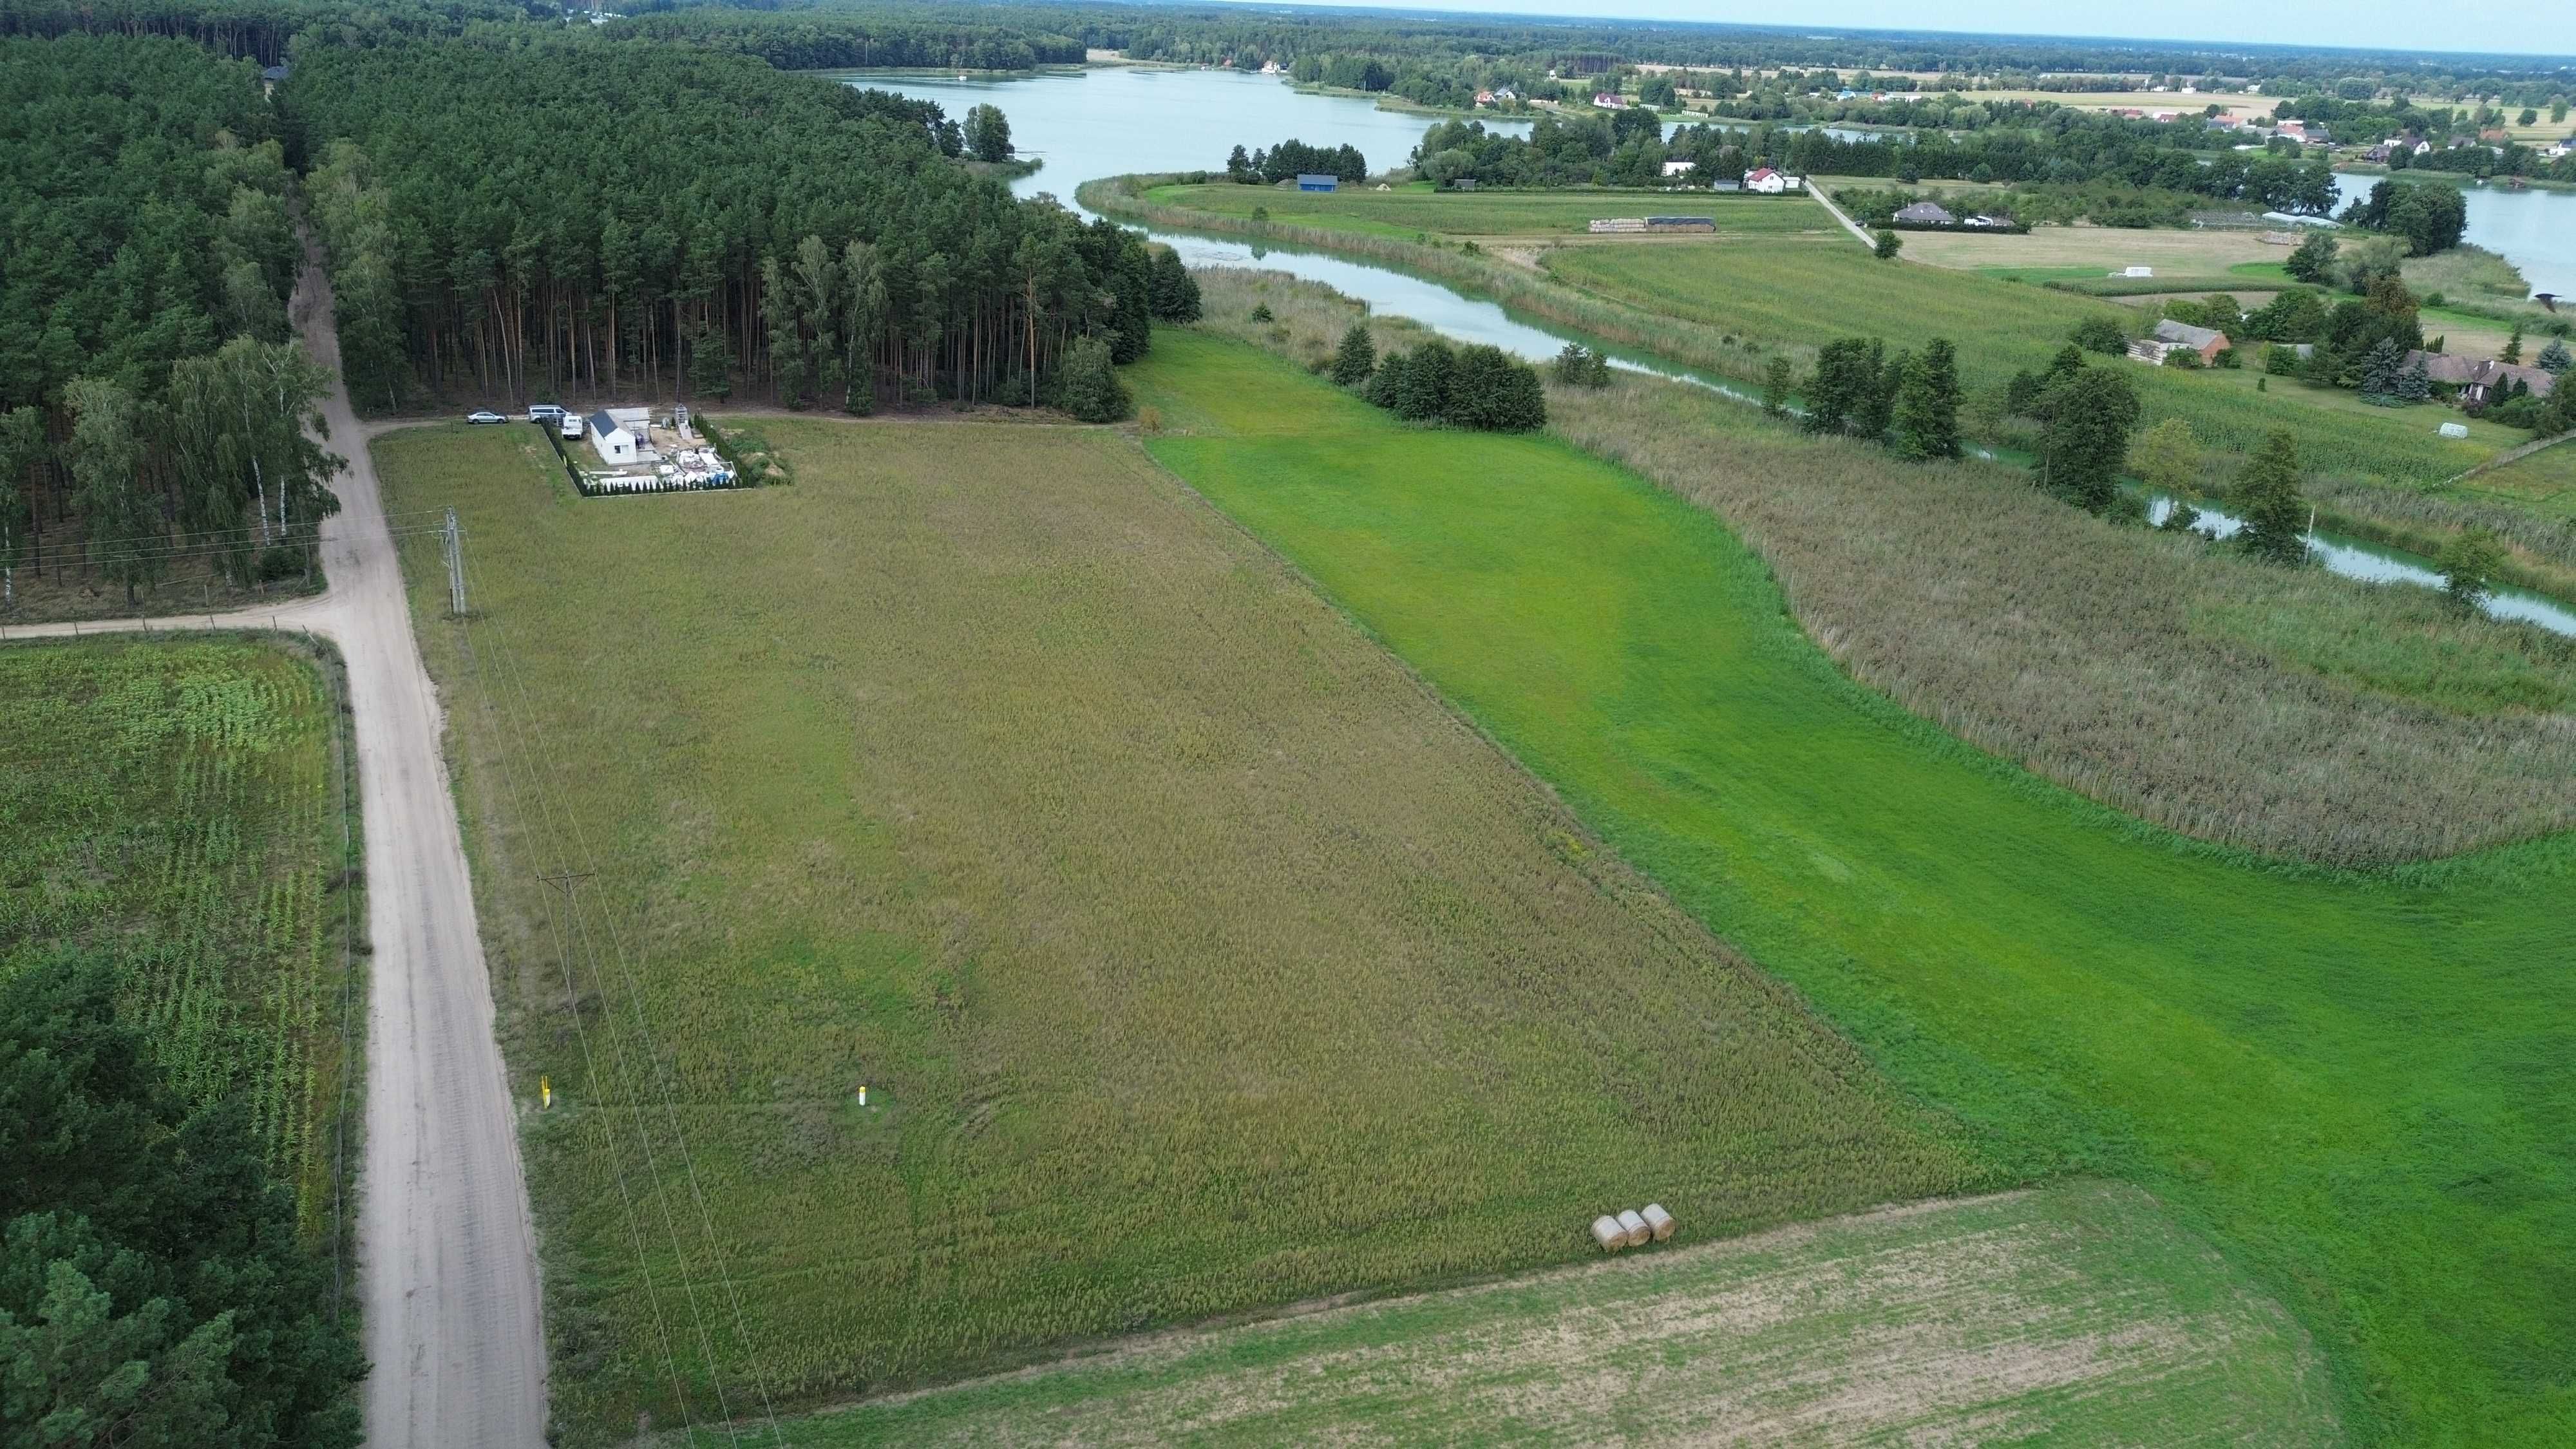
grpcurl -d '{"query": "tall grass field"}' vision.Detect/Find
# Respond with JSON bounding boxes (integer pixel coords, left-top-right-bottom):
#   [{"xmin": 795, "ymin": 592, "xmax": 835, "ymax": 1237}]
[
  {"xmin": 374, "ymin": 420, "xmax": 1994, "ymax": 1441},
  {"xmin": 0, "ymin": 636, "xmax": 357, "ymax": 1240},
  {"xmin": 1125, "ymin": 329, "xmax": 2575, "ymax": 1446}
]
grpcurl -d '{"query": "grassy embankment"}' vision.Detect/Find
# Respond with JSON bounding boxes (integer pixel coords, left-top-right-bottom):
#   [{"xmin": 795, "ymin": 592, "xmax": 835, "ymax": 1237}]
[
  {"xmin": 671, "ymin": 1183, "xmax": 2331, "ymax": 1448},
  {"xmin": 375, "ymin": 419, "xmax": 1993, "ymax": 1440},
  {"xmin": 1094, "ymin": 176, "xmax": 2576, "ymax": 583},
  {"xmin": 0, "ymin": 635, "xmax": 361, "ymax": 1242},
  {"xmin": 1194, "ymin": 268, "xmax": 2576, "ymax": 865},
  {"xmin": 1118, "ymin": 328, "xmax": 2574, "ymax": 1445}
]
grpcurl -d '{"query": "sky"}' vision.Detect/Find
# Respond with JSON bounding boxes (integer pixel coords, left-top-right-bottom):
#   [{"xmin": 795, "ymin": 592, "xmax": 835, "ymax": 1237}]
[{"xmin": 1206, "ymin": 1, "xmax": 2576, "ymax": 60}]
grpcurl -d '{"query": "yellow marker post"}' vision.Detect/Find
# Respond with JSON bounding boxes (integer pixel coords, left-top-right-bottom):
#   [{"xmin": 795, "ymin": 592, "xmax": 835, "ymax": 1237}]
[
  {"xmin": 540, "ymin": 1077, "xmax": 553, "ymax": 1110},
  {"xmin": 858, "ymin": 1084, "xmax": 867, "ymax": 1107}
]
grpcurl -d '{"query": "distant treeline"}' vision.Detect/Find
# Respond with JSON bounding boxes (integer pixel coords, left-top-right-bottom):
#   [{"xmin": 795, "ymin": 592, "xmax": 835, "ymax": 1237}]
[
  {"xmin": 1410, "ymin": 112, "xmax": 2342, "ymax": 214},
  {"xmin": 0, "ymin": 0, "xmax": 529, "ymax": 62},
  {"xmin": 605, "ymin": 7, "xmax": 1085, "ymax": 72}
]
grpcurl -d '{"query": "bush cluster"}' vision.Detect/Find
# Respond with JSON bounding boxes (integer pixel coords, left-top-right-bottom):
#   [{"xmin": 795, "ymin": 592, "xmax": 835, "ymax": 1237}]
[{"xmin": 1349, "ymin": 336, "xmax": 1547, "ymax": 432}]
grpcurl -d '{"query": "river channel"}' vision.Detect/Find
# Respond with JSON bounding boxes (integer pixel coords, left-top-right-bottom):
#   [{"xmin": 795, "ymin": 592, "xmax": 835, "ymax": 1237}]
[{"xmin": 853, "ymin": 66, "xmax": 2576, "ymax": 636}]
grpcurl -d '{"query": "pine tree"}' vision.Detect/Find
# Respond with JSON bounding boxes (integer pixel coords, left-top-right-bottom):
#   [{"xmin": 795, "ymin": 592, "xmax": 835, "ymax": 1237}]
[
  {"xmin": 2234, "ymin": 430, "xmax": 2311, "ymax": 565},
  {"xmin": 1332, "ymin": 325, "xmax": 1378, "ymax": 387},
  {"xmin": 2537, "ymin": 337, "xmax": 2573, "ymax": 375},
  {"xmin": 2358, "ymin": 337, "xmax": 2409, "ymax": 401},
  {"xmin": 1892, "ymin": 338, "xmax": 1961, "ymax": 459},
  {"xmin": 2503, "ymin": 324, "xmax": 2524, "ymax": 364},
  {"xmin": 63, "ymin": 379, "xmax": 163, "ymax": 604}
]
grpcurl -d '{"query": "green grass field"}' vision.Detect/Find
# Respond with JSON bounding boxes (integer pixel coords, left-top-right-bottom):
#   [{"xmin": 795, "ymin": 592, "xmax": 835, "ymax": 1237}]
[
  {"xmin": 0, "ymin": 636, "xmax": 355, "ymax": 1239},
  {"xmin": 1123, "ymin": 330, "xmax": 2575, "ymax": 1444},
  {"xmin": 2466, "ymin": 439, "xmax": 2576, "ymax": 518},
  {"xmin": 674, "ymin": 1183, "xmax": 2332, "ymax": 1447},
  {"xmin": 1541, "ymin": 242, "xmax": 2505, "ymax": 489},
  {"xmin": 374, "ymin": 419, "xmax": 1993, "ymax": 1441},
  {"xmin": 1146, "ymin": 181, "xmax": 1838, "ymax": 240}
]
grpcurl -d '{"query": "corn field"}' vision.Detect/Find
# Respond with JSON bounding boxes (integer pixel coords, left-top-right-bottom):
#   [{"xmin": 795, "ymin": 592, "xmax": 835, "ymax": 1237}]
[{"xmin": 0, "ymin": 638, "xmax": 353, "ymax": 1240}]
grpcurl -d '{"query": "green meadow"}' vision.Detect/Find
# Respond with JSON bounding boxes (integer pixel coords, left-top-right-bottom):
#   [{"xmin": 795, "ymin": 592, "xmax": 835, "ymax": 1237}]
[
  {"xmin": 1128, "ymin": 328, "xmax": 2575, "ymax": 1445},
  {"xmin": 1145, "ymin": 180, "xmax": 1836, "ymax": 240}
]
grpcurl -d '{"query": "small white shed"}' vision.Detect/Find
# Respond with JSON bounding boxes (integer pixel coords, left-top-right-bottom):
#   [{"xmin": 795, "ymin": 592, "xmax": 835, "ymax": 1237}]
[{"xmin": 588, "ymin": 410, "xmax": 639, "ymax": 467}]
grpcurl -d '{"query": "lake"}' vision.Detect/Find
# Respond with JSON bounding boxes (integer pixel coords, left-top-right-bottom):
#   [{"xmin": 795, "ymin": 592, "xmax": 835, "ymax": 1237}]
[
  {"xmin": 2332, "ymin": 172, "xmax": 2576, "ymax": 299},
  {"xmin": 851, "ymin": 67, "xmax": 2573, "ymax": 634}
]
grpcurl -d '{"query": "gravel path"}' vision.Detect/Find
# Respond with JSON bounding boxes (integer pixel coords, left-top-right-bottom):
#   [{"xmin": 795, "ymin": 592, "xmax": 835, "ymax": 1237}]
[{"xmin": 5, "ymin": 260, "xmax": 549, "ymax": 1446}]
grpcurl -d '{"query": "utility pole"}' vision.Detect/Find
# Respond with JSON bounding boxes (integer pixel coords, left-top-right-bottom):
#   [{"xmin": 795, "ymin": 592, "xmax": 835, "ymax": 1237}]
[{"xmin": 441, "ymin": 507, "xmax": 466, "ymax": 616}]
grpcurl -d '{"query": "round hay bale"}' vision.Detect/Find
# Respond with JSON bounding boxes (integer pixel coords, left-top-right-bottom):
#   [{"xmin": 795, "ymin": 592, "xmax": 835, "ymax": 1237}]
[
  {"xmin": 1590, "ymin": 1215, "xmax": 1627, "ymax": 1253},
  {"xmin": 1617, "ymin": 1209, "xmax": 1651, "ymax": 1247},
  {"xmin": 1642, "ymin": 1203, "xmax": 1676, "ymax": 1241}
]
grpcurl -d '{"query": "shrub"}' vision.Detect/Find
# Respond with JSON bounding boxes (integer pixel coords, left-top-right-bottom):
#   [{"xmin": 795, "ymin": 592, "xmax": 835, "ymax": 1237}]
[
  {"xmin": 1055, "ymin": 336, "xmax": 1130, "ymax": 423},
  {"xmin": 2070, "ymin": 316, "xmax": 2130, "ymax": 356},
  {"xmin": 2436, "ymin": 529, "xmax": 2506, "ymax": 610},
  {"xmin": 1446, "ymin": 345, "xmax": 1548, "ymax": 433}
]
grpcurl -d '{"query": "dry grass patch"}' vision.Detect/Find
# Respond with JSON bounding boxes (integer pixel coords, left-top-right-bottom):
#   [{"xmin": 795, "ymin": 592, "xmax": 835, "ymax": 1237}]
[{"xmin": 676, "ymin": 1184, "xmax": 2332, "ymax": 1448}]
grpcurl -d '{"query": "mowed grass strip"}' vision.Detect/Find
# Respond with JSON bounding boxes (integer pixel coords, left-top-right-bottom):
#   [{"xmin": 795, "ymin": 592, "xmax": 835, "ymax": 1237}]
[
  {"xmin": 1126, "ymin": 330, "xmax": 2576, "ymax": 1445},
  {"xmin": 675, "ymin": 1183, "xmax": 2331, "ymax": 1448},
  {"xmin": 374, "ymin": 420, "xmax": 1986, "ymax": 1439},
  {"xmin": 0, "ymin": 636, "xmax": 350, "ymax": 1238},
  {"xmin": 1148, "ymin": 182, "xmax": 1836, "ymax": 240},
  {"xmin": 1540, "ymin": 240, "xmax": 2503, "ymax": 488}
]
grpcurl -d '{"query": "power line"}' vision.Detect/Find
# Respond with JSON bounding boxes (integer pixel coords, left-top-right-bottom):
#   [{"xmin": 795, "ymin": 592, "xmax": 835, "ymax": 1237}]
[
  {"xmin": 456, "ymin": 537, "xmax": 787, "ymax": 1446},
  {"xmin": 451, "ymin": 541, "xmax": 750, "ymax": 1445}
]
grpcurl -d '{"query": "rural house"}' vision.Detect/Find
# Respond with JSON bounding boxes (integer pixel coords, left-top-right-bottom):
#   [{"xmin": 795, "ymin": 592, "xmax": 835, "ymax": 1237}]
[
  {"xmin": 2403, "ymin": 351, "xmax": 2558, "ymax": 406},
  {"xmin": 1743, "ymin": 167, "xmax": 1801, "ymax": 193},
  {"xmin": 1893, "ymin": 200, "xmax": 1955, "ymax": 225}
]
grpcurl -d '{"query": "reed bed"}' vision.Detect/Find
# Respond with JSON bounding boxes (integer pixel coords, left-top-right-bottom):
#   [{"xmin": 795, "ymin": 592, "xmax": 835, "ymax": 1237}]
[
  {"xmin": 372, "ymin": 420, "xmax": 1988, "ymax": 1443},
  {"xmin": 1193, "ymin": 268, "xmax": 2576, "ymax": 866},
  {"xmin": 0, "ymin": 637, "xmax": 351, "ymax": 1237}
]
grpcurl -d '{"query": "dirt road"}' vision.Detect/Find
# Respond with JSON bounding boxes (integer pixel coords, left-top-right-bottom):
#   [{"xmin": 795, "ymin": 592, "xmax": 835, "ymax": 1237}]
[{"xmin": 5, "ymin": 265, "xmax": 549, "ymax": 1446}]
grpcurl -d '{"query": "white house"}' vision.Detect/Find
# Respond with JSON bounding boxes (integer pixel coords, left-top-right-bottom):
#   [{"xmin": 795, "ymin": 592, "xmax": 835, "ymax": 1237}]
[
  {"xmin": 1592, "ymin": 91, "xmax": 1627, "ymax": 109},
  {"xmin": 1743, "ymin": 167, "xmax": 1801, "ymax": 193},
  {"xmin": 587, "ymin": 410, "xmax": 641, "ymax": 467}
]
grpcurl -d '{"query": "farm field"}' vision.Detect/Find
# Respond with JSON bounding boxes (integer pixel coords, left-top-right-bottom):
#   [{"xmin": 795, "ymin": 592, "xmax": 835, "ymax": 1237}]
[
  {"xmin": 1907, "ymin": 222, "xmax": 2291, "ymax": 275},
  {"xmin": 676, "ymin": 1184, "xmax": 2333, "ymax": 1448},
  {"xmin": 0, "ymin": 636, "xmax": 356, "ymax": 1239},
  {"xmin": 1144, "ymin": 180, "xmax": 1841, "ymax": 240},
  {"xmin": 1540, "ymin": 240, "xmax": 2503, "ymax": 488},
  {"xmin": 1124, "ymin": 328, "xmax": 2576, "ymax": 1444},
  {"xmin": 374, "ymin": 419, "xmax": 1992, "ymax": 1439}
]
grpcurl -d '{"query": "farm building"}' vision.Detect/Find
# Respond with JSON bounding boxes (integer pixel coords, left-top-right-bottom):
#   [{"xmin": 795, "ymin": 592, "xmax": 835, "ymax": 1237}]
[
  {"xmin": 1296, "ymin": 173, "xmax": 1338, "ymax": 193},
  {"xmin": 587, "ymin": 409, "xmax": 642, "ymax": 466},
  {"xmin": 2151, "ymin": 319, "xmax": 2233, "ymax": 365},
  {"xmin": 1661, "ymin": 159, "xmax": 1697, "ymax": 178}
]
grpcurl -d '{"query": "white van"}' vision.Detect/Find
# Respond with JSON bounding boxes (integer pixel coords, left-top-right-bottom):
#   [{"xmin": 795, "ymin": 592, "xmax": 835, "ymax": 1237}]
[
  {"xmin": 528, "ymin": 403, "xmax": 566, "ymax": 423},
  {"xmin": 560, "ymin": 413, "xmax": 583, "ymax": 439}
]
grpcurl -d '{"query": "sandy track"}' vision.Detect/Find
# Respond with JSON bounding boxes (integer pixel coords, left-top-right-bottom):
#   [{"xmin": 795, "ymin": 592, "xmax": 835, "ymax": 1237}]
[{"xmin": 5, "ymin": 263, "xmax": 549, "ymax": 1446}]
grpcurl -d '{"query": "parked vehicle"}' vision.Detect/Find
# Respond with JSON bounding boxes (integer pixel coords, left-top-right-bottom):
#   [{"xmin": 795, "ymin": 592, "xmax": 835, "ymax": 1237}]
[
  {"xmin": 466, "ymin": 410, "xmax": 506, "ymax": 425},
  {"xmin": 528, "ymin": 403, "xmax": 565, "ymax": 422},
  {"xmin": 560, "ymin": 413, "xmax": 583, "ymax": 439}
]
